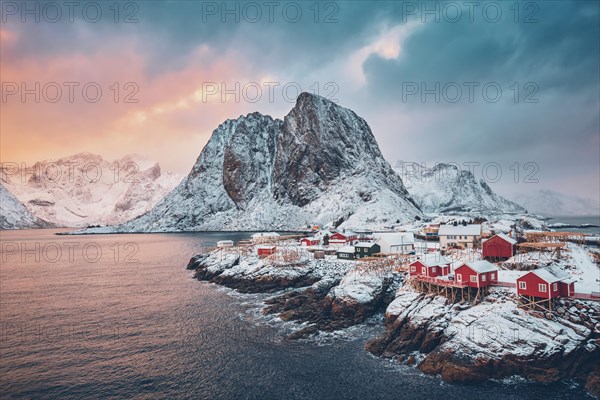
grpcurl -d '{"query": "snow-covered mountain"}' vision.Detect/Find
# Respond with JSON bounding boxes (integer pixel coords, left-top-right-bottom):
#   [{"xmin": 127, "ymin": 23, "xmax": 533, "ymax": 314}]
[
  {"xmin": 1, "ymin": 153, "xmax": 181, "ymax": 227},
  {"xmin": 508, "ymin": 189, "xmax": 600, "ymax": 216},
  {"xmin": 396, "ymin": 162, "xmax": 525, "ymax": 215},
  {"xmin": 0, "ymin": 183, "xmax": 51, "ymax": 229},
  {"xmin": 89, "ymin": 92, "xmax": 422, "ymax": 232}
]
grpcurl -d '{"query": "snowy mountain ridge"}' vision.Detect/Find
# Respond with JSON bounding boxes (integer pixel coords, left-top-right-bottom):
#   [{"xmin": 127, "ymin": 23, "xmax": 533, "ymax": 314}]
[
  {"xmin": 396, "ymin": 162, "xmax": 525, "ymax": 215},
  {"xmin": 1, "ymin": 153, "xmax": 181, "ymax": 227}
]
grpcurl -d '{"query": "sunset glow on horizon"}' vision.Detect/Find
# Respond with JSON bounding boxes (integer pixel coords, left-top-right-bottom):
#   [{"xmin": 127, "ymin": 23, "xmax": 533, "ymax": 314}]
[{"xmin": 1, "ymin": 1, "xmax": 599, "ymax": 200}]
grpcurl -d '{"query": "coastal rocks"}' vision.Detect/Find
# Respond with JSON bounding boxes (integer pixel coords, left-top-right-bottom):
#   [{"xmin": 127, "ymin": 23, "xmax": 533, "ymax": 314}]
[
  {"xmin": 187, "ymin": 248, "xmax": 401, "ymax": 337},
  {"xmin": 191, "ymin": 251, "xmax": 320, "ymax": 293},
  {"xmin": 263, "ymin": 271, "xmax": 402, "ymax": 337},
  {"xmin": 366, "ymin": 290, "xmax": 600, "ymax": 394}
]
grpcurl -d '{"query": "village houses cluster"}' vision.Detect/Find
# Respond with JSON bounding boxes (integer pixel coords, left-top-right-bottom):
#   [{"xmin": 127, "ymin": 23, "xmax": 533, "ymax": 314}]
[{"xmin": 219, "ymin": 222, "xmax": 585, "ymax": 309}]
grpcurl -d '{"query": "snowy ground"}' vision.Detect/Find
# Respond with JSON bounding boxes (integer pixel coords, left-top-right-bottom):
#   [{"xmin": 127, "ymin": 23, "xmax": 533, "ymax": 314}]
[{"xmin": 564, "ymin": 245, "xmax": 600, "ymax": 294}]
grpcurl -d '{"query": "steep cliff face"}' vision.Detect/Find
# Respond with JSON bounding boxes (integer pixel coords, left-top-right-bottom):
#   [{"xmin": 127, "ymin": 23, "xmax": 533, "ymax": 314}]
[
  {"xmin": 92, "ymin": 93, "xmax": 421, "ymax": 232},
  {"xmin": 0, "ymin": 184, "xmax": 51, "ymax": 229},
  {"xmin": 397, "ymin": 162, "xmax": 525, "ymax": 215}
]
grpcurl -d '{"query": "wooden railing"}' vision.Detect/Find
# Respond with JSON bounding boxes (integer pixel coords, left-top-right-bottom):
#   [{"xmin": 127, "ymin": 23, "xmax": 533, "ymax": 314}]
[
  {"xmin": 494, "ymin": 281, "xmax": 516, "ymax": 288},
  {"xmin": 416, "ymin": 275, "xmax": 467, "ymax": 288},
  {"xmin": 572, "ymin": 292, "xmax": 600, "ymax": 300}
]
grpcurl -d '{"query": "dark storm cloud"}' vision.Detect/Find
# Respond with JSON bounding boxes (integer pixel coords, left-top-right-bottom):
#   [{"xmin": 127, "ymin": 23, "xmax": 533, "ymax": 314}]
[
  {"xmin": 2, "ymin": 0, "xmax": 598, "ymax": 198},
  {"xmin": 355, "ymin": 1, "xmax": 599, "ymax": 198}
]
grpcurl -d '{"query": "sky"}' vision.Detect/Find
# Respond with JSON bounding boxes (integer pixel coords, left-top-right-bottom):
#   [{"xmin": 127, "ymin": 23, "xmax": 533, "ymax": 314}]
[{"xmin": 1, "ymin": 0, "xmax": 599, "ymax": 203}]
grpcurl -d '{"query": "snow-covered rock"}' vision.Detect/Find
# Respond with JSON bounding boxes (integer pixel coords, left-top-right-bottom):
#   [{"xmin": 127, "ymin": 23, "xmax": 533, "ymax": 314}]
[
  {"xmin": 397, "ymin": 162, "xmax": 525, "ymax": 215},
  {"xmin": 367, "ymin": 289, "xmax": 599, "ymax": 390},
  {"xmin": 0, "ymin": 183, "xmax": 51, "ymax": 229},
  {"xmin": 1, "ymin": 153, "xmax": 181, "ymax": 227},
  {"xmin": 82, "ymin": 93, "xmax": 422, "ymax": 233}
]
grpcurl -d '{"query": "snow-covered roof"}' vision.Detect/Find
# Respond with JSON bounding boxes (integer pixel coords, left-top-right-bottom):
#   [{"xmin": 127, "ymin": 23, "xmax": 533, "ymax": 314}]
[
  {"xmin": 217, "ymin": 240, "xmax": 233, "ymax": 244},
  {"xmin": 413, "ymin": 253, "xmax": 450, "ymax": 267},
  {"xmin": 527, "ymin": 268, "xmax": 564, "ymax": 284},
  {"xmin": 374, "ymin": 232, "xmax": 415, "ymax": 245},
  {"xmin": 252, "ymin": 232, "xmax": 280, "ymax": 238},
  {"xmin": 257, "ymin": 245, "xmax": 276, "ymax": 250},
  {"xmin": 337, "ymin": 245, "xmax": 355, "ymax": 253},
  {"xmin": 438, "ymin": 224, "xmax": 482, "ymax": 236},
  {"xmin": 355, "ymin": 242, "xmax": 378, "ymax": 248},
  {"xmin": 492, "ymin": 233, "xmax": 517, "ymax": 245},
  {"xmin": 461, "ymin": 260, "xmax": 498, "ymax": 273}
]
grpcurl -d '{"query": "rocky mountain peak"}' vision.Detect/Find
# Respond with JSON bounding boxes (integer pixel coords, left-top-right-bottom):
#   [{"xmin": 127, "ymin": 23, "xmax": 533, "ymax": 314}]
[{"xmin": 95, "ymin": 94, "xmax": 422, "ymax": 232}]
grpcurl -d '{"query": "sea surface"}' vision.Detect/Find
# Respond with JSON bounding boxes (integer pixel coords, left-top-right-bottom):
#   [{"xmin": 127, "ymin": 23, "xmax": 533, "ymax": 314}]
[
  {"xmin": 0, "ymin": 229, "xmax": 592, "ymax": 399},
  {"xmin": 547, "ymin": 215, "xmax": 600, "ymax": 236}
]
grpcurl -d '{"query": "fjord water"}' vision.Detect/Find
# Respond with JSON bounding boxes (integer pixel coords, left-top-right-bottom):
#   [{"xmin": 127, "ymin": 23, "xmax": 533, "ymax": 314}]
[{"xmin": 0, "ymin": 230, "xmax": 589, "ymax": 399}]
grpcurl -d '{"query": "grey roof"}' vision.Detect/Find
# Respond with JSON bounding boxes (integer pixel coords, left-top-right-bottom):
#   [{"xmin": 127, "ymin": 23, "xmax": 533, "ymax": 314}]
[
  {"xmin": 413, "ymin": 253, "xmax": 450, "ymax": 267},
  {"xmin": 529, "ymin": 268, "xmax": 564, "ymax": 283},
  {"xmin": 355, "ymin": 242, "xmax": 378, "ymax": 248},
  {"xmin": 493, "ymin": 233, "xmax": 517, "ymax": 245},
  {"xmin": 462, "ymin": 260, "xmax": 498, "ymax": 273},
  {"xmin": 337, "ymin": 245, "xmax": 355, "ymax": 253}
]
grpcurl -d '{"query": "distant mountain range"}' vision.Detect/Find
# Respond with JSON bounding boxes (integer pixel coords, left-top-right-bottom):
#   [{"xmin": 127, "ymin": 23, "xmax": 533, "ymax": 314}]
[
  {"xmin": 2, "ymin": 94, "xmax": 537, "ymax": 232},
  {"xmin": 508, "ymin": 189, "xmax": 600, "ymax": 216},
  {"xmin": 1, "ymin": 153, "xmax": 181, "ymax": 228},
  {"xmin": 397, "ymin": 162, "xmax": 525, "ymax": 215}
]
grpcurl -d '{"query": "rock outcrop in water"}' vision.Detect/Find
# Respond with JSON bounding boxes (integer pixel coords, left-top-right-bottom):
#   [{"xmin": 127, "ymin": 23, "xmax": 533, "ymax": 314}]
[{"xmin": 187, "ymin": 249, "xmax": 399, "ymax": 335}]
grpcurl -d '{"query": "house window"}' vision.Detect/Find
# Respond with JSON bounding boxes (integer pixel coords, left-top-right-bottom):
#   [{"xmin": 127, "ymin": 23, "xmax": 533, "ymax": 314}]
[
  {"xmin": 411, "ymin": 266, "xmax": 416, "ymax": 272},
  {"xmin": 457, "ymin": 274, "xmax": 462, "ymax": 281},
  {"xmin": 432, "ymin": 267, "xmax": 437, "ymax": 273},
  {"xmin": 539, "ymin": 284, "xmax": 547, "ymax": 293},
  {"xmin": 421, "ymin": 267, "xmax": 426, "ymax": 274},
  {"xmin": 519, "ymin": 281, "xmax": 526, "ymax": 290},
  {"xmin": 470, "ymin": 276, "xmax": 477, "ymax": 282},
  {"xmin": 482, "ymin": 275, "xmax": 486, "ymax": 282},
  {"xmin": 552, "ymin": 283, "xmax": 558, "ymax": 291},
  {"xmin": 491, "ymin": 273, "xmax": 496, "ymax": 280}
]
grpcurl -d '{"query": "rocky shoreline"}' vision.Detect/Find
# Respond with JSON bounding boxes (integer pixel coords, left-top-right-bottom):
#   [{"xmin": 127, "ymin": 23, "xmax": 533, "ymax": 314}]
[
  {"xmin": 365, "ymin": 291, "xmax": 599, "ymax": 394},
  {"xmin": 186, "ymin": 249, "xmax": 600, "ymax": 397}
]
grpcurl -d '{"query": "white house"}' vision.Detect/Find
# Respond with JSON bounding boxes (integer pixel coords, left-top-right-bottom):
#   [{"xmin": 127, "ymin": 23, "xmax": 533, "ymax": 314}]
[
  {"xmin": 373, "ymin": 232, "xmax": 415, "ymax": 254},
  {"xmin": 438, "ymin": 224, "xmax": 482, "ymax": 249},
  {"xmin": 216, "ymin": 240, "xmax": 234, "ymax": 248}
]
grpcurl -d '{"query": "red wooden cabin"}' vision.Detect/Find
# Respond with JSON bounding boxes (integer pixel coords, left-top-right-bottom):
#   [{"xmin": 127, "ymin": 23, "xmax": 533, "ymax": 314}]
[
  {"xmin": 257, "ymin": 246, "xmax": 276, "ymax": 257},
  {"xmin": 330, "ymin": 231, "xmax": 358, "ymax": 245},
  {"xmin": 483, "ymin": 233, "xmax": 516, "ymax": 260},
  {"xmin": 300, "ymin": 237, "xmax": 320, "ymax": 246},
  {"xmin": 454, "ymin": 260, "xmax": 498, "ymax": 288},
  {"xmin": 409, "ymin": 253, "xmax": 451, "ymax": 278},
  {"xmin": 516, "ymin": 269, "xmax": 575, "ymax": 298}
]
